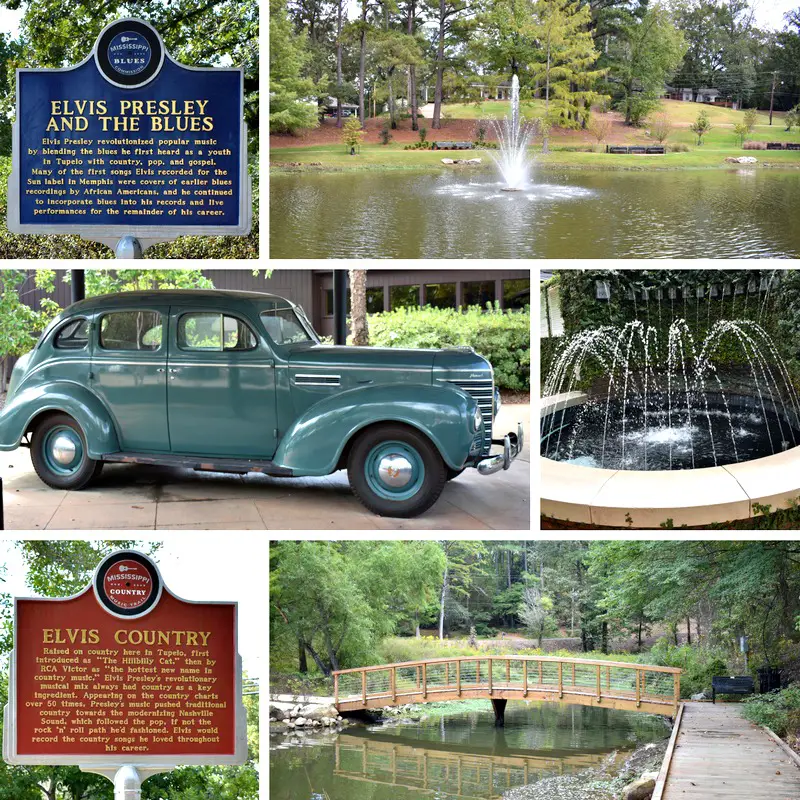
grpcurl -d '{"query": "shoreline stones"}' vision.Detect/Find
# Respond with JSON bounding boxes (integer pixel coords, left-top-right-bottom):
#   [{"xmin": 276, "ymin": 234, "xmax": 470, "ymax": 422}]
[
  {"xmin": 269, "ymin": 701, "xmax": 348, "ymax": 735},
  {"xmin": 725, "ymin": 156, "xmax": 758, "ymax": 164},
  {"xmin": 441, "ymin": 157, "xmax": 483, "ymax": 165}
]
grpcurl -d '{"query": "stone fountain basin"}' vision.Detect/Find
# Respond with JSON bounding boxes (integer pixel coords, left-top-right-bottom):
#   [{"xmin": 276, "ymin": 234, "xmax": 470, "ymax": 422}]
[{"xmin": 540, "ymin": 390, "xmax": 800, "ymax": 528}]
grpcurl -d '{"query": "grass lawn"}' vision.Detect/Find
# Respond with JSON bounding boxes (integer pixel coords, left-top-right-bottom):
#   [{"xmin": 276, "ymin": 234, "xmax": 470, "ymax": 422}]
[{"xmin": 271, "ymin": 141, "xmax": 800, "ymax": 172}]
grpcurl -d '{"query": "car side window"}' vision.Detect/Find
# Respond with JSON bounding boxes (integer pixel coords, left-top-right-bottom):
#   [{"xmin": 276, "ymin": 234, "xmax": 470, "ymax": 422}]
[
  {"xmin": 178, "ymin": 313, "xmax": 257, "ymax": 352},
  {"xmin": 53, "ymin": 318, "xmax": 90, "ymax": 350},
  {"xmin": 99, "ymin": 311, "xmax": 163, "ymax": 351}
]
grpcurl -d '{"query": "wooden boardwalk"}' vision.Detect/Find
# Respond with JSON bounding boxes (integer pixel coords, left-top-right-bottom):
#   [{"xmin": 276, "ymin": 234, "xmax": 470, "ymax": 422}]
[{"xmin": 661, "ymin": 702, "xmax": 800, "ymax": 799}]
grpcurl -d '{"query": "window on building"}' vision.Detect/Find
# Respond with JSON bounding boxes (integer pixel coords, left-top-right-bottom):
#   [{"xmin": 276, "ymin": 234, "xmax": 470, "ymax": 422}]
[
  {"xmin": 390, "ymin": 285, "xmax": 420, "ymax": 310},
  {"xmin": 503, "ymin": 279, "xmax": 531, "ymax": 311},
  {"xmin": 425, "ymin": 283, "xmax": 456, "ymax": 309},
  {"xmin": 463, "ymin": 281, "xmax": 496, "ymax": 308},
  {"xmin": 324, "ymin": 289, "xmax": 351, "ymax": 316},
  {"xmin": 366, "ymin": 287, "xmax": 384, "ymax": 314},
  {"xmin": 99, "ymin": 311, "xmax": 162, "ymax": 351},
  {"xmin": 54, "ymin": 318, "xmax": 90, "ymax": 350},
  {"xmin": 178, "ymin": 313, "xmax": 257, "ymax": 351}
]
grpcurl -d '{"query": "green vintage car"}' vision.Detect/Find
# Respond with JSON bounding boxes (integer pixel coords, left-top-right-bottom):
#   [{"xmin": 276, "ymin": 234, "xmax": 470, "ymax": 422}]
[{"xmin": 0, "ymin": 290, "xmax": 523, "ymax": 517}]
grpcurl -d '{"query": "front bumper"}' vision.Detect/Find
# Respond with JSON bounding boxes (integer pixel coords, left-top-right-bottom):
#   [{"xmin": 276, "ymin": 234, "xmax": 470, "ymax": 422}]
[{"xmin": 476, "ymin": 423, "xmax": 524, "ymax": 476}]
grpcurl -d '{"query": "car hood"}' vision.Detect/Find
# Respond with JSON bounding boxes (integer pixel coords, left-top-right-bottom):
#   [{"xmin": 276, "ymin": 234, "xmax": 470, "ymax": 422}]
[{"xmin": 289, "ymin": 344, "xmax": 439, "ymax": 374}]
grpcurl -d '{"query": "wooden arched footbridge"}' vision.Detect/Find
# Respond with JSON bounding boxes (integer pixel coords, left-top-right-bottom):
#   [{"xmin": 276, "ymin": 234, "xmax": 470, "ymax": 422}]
[{"xmin": 333, "ymin": 655, "xmax": 682, "ymax": 723}]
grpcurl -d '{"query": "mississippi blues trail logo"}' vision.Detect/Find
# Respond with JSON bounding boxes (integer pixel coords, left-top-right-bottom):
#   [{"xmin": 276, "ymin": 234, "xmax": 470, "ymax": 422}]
[{"xmin": 107, "ymin": 31, "xmax": 152, "ymax": 77}]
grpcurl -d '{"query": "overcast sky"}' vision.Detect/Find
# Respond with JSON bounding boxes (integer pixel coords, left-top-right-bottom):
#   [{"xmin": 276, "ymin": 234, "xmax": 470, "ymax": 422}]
[{"xmin": 0, "ymin": 536, "xmax": 266, "ymax": 679}]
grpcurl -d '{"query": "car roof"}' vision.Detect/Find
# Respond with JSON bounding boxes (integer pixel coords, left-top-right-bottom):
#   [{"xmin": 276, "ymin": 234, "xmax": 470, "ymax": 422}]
[{"xmin": 66, "ymin": 289, "xmax": 293, "ymax": 312}]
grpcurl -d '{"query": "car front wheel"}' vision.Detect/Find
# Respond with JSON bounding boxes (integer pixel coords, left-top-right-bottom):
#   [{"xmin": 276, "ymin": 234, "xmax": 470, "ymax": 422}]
[
  {"xmin": 31, "ymin": 413, "xmax": 103, "ymax": 490},
  {"xmin": 347, "ymin": 424, "xmax": 447, "ymax": 517}
]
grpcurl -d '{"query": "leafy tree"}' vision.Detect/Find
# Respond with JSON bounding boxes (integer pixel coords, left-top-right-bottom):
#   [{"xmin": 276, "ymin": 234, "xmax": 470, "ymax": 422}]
[
  {"xmin": 519, "ymin": 585, "xmax": 554, "ymax": 647},
  {"xmin": 473, "ymin": 0, "xmax": 540, "ymax": 79},
  {"xmin": 0, "ymin": 270, "xmax": 60, "ymax": 390},
  {"xmin": 529, "ymin": 0, "xmax": 606, "ymax": 143},
  {"xmin": 743, "ymin": 107, "xmax": 758, "ymax": 132},
  {"xmin": 78, "ymin": 269, "xmax": 214, "ymax": 297},
  {"xmin": 733, "ymin": 120, "xmax": 749, "ymax": 146},
  {"xmin": 427, "ymin": 0, "xmax": 471, "ymax": 129},
  {"xmin": 270, "ymin": 0, "xmax": 320, "ymax": 133},
  {"xmin": 588, "ymin": 114, "xmax": 612, "ymax": 145},
  {"xmin": 786, "ymin": 104, "xmax": 799, "ymax": 132},
  {"xmin": 613, "ymin": 3, "xmax": 687, "ymax": 125},
  {"xmin": 341, "ymin": 115, "xmax": 366, "ymax": 150},
  {"xmin": 690, "ymin": 107, "xmax": 712, "ymax": 144},
  {"xmin": 0, "ymin": 0, "xmax": 258, "ymax": 151},
  {"xmin": 438, "ymin": 541, "xmax": 488, "ymax": 639}
]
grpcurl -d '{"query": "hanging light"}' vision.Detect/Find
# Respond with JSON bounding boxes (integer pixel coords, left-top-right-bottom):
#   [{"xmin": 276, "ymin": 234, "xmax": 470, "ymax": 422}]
[
  {"xmin": 748, "ymin": 279, "xmax": 757, "ymax": 293},
  {"xmin": 655, "ymin": 288, "xmax": 663, "ymax": 300},
  {"xmin": 734, "ymin": 283, "xmax": 744, "ymax": 295},
  {"xmin": 627, "ymin": 287, "xmax": 637, "ymax": 300},
  {"xmin": 709, "ymin": 284, "xmax": 718, "ymax": 298},
  {"xmin": 668, "ymin": 287, "xmax": 677, "ymax": 300},
  {"xmin": 723, "ymin": 283, "xmax": 732, "ymax": 296},
  {"xmin": 682, "ymin": 285, "xmax": 691, "ymax": 299},
  {"xmin": 595, "ymin": 280, "xmax": 611, "ymax": 300},
  {"xmin": 696, "ymin": 286, "xmax": 704, "ymax": 298},
  {"xmin": 641, "ymin": 287, "xmax": 649, "ymax": 301},
  {"xmin": 760, "ymin": 276, "xmax": 769, "ymax": 291}
]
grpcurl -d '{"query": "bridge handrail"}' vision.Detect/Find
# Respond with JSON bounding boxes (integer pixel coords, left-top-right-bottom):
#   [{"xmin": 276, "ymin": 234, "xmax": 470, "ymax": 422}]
[
  {"xmin": 333, "ymin": 655, "xmax": 683, "ymax": 676},
  {"xmin": 333, "ymin": 655, "xmax": 682, "ymax": 716}
]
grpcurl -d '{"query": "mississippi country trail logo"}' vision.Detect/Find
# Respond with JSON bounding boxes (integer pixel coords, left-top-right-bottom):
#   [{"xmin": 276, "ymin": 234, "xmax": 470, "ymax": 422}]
[{"xmin": 95, "ymin": 551, "xmax": 162, "ymax": 618}]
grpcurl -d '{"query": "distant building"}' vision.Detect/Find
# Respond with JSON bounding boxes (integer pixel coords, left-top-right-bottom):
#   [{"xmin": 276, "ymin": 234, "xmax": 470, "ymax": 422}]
[{"xmin": 665, "ymin": 85, "xmax": 730, "ymax": 107}]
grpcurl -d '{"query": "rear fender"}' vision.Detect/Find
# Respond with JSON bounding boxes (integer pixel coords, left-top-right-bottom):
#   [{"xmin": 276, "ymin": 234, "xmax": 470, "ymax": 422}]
[
  {"xmin": 0, "ymin": 382, "xmax": 120, "ymax": 458},
  {"xmin": 274, "ymin": 384, "xmax": 477, "ymax": 475}
]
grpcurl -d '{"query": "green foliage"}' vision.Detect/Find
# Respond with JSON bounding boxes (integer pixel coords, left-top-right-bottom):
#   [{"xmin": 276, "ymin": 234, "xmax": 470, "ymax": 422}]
[
  {"xmin": 341, "ymin": 116, "xmax": 365, "ymax": 150},
  {"xmin": 690, "ymin": 108, "xmax": 713, "ymax": 145},
  {"xmin": 786, "ymin": 104, "xmax": 800, "ymax": 133},
  {"xmin": 269, "ymin": 0, "xmax": 319, "ymax": 133},
  {"xmin": 81, "ymin": 270, "xmax": 214, "ymax": 297},
  {"xmin": 647, "ymin": 641, "xmax": 728, "ymax": 696},
  {"xmin": 742, "ymin": 686, "xmax": 800, "ymax": 737},
  {"xmin": 733, "ymin": 121, "xmax": 749, "ymax": 146},
  {"xmin": 368, "ymin": 304, "xmax": 530, "ymax": 391},
  {"xmin": 0, "ymin": 157, "xmax": 259, "ymax": 259},
  {"xmin": 379, "ymin": 122, "xmax": 392, "ymax": 145},
  {"xmin": 743, "ymin": 108, "xmax": 759, "ymax": 132},
  {"xmin": 613, "ymin": 4, "xmax": 687, "ymax": 126}
]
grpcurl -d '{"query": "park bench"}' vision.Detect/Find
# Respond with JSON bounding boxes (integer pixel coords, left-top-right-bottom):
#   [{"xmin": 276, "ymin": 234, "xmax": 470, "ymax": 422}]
[
  {"xmin": 646, "ymin": 146, "xmax": 666, "ymax": 154},
  {"xmin": 607, "ymin": 146, "xmax": 628, "ymax": 154},
  {"xmin": 606, "ymin": 145, "xmax": 665, "ymax": 155},
  {"xmin": 787, "ymin": 143, "xmax": 800, "ymax": 151},
  {"xmin": 766, "ymin": 142, "xmax": 784, "ymax": 150},
  {"xmin": 432, "ymin": 141, "xmax": 474, "ymax": 150},
  {"xmin": 628, "ymin": 146, "xmax": 647, "ymax": 154},
  {"xmin": 711, "ymin": 676, "xmax": 754, "ymax": 703}
]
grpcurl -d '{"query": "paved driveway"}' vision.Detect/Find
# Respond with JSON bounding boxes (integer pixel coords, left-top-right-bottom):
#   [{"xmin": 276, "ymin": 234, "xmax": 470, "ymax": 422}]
[{"xmin": 1, "ymin": 404, "xmax": 530, "ymax": 531}]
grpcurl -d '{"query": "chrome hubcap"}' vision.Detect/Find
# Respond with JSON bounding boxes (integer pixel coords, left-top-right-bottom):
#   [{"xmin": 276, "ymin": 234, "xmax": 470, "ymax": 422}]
[
  {"xmin": 51, "ymin": 434, "xmax": 77, "ymax": 465},
  {"xmin": 377, "ymin": 454, "xmax": 413, "ymax": 488}
]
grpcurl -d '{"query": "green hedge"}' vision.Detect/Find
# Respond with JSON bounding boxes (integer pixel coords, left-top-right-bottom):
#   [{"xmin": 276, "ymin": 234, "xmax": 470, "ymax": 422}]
[
  {"xmin": 0, "ymin": 156, "xmax": 259, "ymax": 259},
  {"xmin": 742, "ymin": 686, "xmax": 800, "ymax": 737},
  {"xmin": 368, "ymin": 304, "xmax": 530, "ymax": 391}
]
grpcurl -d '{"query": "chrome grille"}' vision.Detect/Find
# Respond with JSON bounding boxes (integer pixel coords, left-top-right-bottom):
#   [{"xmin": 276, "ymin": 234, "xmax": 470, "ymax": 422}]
[{"xmin": 448, "ymin": 378, "xmax": 493, "ymax": 454}]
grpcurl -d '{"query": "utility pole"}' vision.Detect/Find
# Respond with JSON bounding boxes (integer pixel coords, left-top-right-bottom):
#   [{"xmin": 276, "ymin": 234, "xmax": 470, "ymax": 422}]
[{"xmin": 769, "ymin": 71, "xmax": 778, "ymax": 126}]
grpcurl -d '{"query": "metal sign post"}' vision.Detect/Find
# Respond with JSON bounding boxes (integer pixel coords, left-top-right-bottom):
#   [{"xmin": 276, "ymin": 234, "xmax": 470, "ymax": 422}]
[
  {"xmin": 3, "ymin": 550, "xmax": 248, "ymax": 793},
  {"xmin": 8, "ymin": 18, "xmax": 251, "ymax": 256}
]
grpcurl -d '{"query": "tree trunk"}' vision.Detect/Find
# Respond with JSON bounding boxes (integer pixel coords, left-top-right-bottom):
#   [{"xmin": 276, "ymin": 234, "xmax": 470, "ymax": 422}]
[
  {"xmin": 637, "ymin": 616, "xmax": 643, "ymax": 651},
  {"xmin": 432, "ymin": 0, "xmax": 446, "ymax": 129},
  {"xmin": 298, "ymin": 639, "xmax": 308, "ymax": 673},
  {"xmin": 543, "ymin": 29, "xmax": 552, "ymax": 154},
  {"xmin": 686, "ymin": 616, "xmax": 692, "ymax": 645},
  {"xmin": 349, "ymin": 269, "xmax": 369, "ymax": 345},
  {"xmin": 601, "ymin": 620, "xmax": 608, "ymax": 654},
  {"xmin": 388, "ymin": 68, "xmax": 396, "ymax": 128},
  {"xmin": 439, "ymin": 563, "xmax": 448, "ymax": 640},
  {"xmin": 304, "ymin": 640, "xmax": 332, "ymax": 676},
  {"xmin": 359, "ymin": 0, "xmax": 368, "ymax": 126},
  {"xmin": 407, "ymin": 0, "xmax": 418, "ymax": 130},
  {"xmin": 336, "ymin": 0, "xmax": 344, "ymax": 128}
]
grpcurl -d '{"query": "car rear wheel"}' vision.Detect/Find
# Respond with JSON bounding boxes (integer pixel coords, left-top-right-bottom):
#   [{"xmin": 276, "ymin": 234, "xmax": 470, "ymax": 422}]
[
  {"xmin": 31, "ymin": 414, "xmax": 102, "ymax": 490},
  {"xmin": 348, "ymin": 424, "xmax": 447, "ymax": 517}
]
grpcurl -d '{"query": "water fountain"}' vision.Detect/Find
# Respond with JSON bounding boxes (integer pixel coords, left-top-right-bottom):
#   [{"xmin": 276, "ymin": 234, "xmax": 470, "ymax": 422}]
[
  {"xmin": 540, "ymin": 274, "xmax": 800, "ymax": 526},
  {"xmin": 489, "ymin": 75, "xmax": 534, "ymax": 191},
  {"xmin": 541, "ymin": 320, "xmax": 800, "ymax": 472}
]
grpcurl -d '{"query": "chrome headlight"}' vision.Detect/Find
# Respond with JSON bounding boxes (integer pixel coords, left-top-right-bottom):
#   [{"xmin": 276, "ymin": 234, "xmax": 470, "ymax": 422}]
[
  {"xmin": 494, "ymin": 387, "xmax": 502, "ymax": 417},
  {"xmin": 472, "ymin": 406, "xmax": 483, "ymax": 432}
]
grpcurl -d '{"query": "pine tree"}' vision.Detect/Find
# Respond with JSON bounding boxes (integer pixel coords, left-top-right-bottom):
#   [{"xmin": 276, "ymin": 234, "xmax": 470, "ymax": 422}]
[{"xmin": 529, "ymin": 0, "xmax": 607, "ymax": 151}]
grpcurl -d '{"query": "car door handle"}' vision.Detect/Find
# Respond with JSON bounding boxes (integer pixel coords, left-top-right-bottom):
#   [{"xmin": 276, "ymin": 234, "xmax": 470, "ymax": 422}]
[
  {"xmin": 168, "ymin": 368, "xmax": 180, "ymax": 373},
  {"xmin": 156, "ymin": 368, "xmax": 166, "ymax": 373}
]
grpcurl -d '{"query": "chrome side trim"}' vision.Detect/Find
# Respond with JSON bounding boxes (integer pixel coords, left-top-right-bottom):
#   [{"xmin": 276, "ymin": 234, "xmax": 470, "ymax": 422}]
[
  {"xmin": 294, "ymin": 373, "xmax": 341, "ymax": 387},
  {"xmin": 168, "ymin": 362, "xmax": 274, "ymax": 369}
]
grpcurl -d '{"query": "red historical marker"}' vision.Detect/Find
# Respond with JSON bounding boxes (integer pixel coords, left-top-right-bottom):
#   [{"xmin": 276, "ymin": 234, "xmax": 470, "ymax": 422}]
[{"xmin": 3, "ymin": 550, "xmax": 247, "ymax": 798}]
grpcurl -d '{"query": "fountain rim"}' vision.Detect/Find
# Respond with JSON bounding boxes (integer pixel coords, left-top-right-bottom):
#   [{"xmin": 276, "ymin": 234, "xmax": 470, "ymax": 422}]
[{"xmin": 540, "ymin": 390, "xmax": 800, "ymax": 528}]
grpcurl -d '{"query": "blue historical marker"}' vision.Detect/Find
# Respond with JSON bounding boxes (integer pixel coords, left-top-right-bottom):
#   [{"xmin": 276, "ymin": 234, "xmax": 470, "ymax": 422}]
[{"xmin": 7, "ymin": 18, "xmax": 251, "ymax": 257}]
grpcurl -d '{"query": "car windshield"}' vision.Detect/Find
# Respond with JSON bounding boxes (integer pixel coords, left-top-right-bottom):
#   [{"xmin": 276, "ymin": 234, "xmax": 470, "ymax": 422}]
[{"xmin": 260, "ymin": 304, "xmax": 319, "ymax": 345}]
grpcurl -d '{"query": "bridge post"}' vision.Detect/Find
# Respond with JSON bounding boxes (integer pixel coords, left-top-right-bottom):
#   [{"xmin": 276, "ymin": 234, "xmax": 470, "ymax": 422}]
[{"xmin": 491, "ymin": 698, "xmax": 507, "ymax": 727}]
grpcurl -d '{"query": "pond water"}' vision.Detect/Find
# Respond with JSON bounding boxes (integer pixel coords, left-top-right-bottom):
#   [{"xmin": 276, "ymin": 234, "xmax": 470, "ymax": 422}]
[
  {"xmin": 269, "ymin": 168, "xmax": 800, "ymax": 259},
  {"xmin": 269, "ymin": 702, "xmax": 670, "ymax": 800}
]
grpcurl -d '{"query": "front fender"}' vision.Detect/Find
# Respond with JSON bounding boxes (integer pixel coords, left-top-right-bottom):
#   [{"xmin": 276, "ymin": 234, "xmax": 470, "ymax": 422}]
[
  {"xmin": 0, "ymin": 381, "xmax": 120, "ymax": 458},
  {"xmin": 274, "ymin": 384, "xmax": 478, "ymax": 475}
]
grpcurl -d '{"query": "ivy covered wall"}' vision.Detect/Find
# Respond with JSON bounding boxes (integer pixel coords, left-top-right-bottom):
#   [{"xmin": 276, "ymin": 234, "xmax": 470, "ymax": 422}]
[{"xmin": 541, "ymin": 269, "xmax": 800, "ymax": 392}]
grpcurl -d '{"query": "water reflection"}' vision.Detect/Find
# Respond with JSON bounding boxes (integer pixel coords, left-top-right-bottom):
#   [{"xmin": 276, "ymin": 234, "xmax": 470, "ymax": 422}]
[
  {"xmin": 270, "ymin": 702, "xmax": 669, "ymax": 800},
  {"xmin": 270, "ymin": 168, "xmax": 800, "ymax": 259}
]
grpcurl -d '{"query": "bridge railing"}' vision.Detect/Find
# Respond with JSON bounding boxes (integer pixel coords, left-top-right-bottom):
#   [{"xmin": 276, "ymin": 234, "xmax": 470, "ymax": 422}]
[{"xmin": 333, "ymin": 656, "xmax": 681, "ymax": 715}]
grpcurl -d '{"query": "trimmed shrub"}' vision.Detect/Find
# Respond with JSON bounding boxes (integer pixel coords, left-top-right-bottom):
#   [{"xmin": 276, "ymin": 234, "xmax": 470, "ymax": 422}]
[
  {"xmin": 742, "ymin": 686, "xmax": 800, "ymax": 737},
  {"xmin": 368, "ymin": 303, "xmax": 530, "ymax": 391},
  {"xmin": 647, "ymin": 641, "xmax": 729, "ymax": 697}
]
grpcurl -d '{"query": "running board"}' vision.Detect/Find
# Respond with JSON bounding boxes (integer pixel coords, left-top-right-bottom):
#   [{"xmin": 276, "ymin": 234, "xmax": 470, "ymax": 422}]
[{"xmin": 101, "ymin": 452, "xmax": 294, "ymax": 477}]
